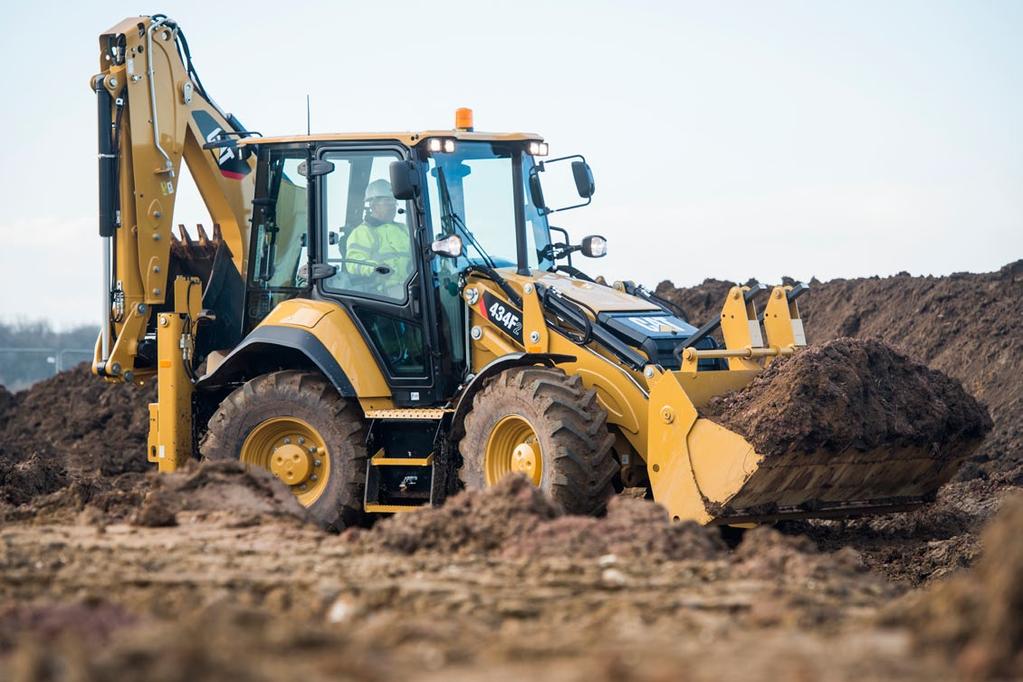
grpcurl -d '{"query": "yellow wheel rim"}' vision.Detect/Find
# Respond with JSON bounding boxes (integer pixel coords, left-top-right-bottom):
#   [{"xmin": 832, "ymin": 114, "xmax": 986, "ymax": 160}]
[
  {"xmin": 240, "ymin": 416, "xmax": 330, "ymax": 507},
  {"xmin": 485, "ymin": 415, "xmax": 542, "ymax": 486}
]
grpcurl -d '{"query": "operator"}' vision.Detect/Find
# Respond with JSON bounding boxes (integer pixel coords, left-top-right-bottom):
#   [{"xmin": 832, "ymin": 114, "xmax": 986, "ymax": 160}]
[{"xmin": 345, "ymin": 179, "xmax": 412, "ymax": 300}]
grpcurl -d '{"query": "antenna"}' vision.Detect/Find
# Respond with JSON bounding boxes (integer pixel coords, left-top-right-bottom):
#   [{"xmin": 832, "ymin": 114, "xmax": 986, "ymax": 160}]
[{"xmin": 306, "ymin": 94, "xmax": 311, "ymax": 135}]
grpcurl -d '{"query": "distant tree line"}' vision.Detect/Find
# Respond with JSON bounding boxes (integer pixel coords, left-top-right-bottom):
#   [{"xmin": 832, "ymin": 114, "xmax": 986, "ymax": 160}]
[{"xmin": 0, "ymin": 321, "xmax": 97, "ymax": 391}]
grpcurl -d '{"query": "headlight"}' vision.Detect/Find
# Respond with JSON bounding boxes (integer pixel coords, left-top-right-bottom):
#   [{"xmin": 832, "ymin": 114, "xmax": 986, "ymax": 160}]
[
  {"xmin": 581, "ymin": 235, "xmax": 607, "ymax": 258},
  {"xmin": 431, "ymin": 234, "xmax": 463, "ymax": 258}
]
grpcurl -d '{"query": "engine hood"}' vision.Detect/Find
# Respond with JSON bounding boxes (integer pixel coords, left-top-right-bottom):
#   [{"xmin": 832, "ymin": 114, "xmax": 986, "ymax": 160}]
[{"xmin": 530, "ymin": 271, "xmax": 658, "ymax": 313}]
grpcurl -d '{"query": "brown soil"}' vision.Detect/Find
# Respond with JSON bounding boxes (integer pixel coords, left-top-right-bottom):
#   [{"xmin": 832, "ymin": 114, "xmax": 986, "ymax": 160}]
[
  {"xmin": 133, "ymin": 460, "xmax": 311, "ymax": 528},
  {"xmin": 703, "ymin": 337, "xmax": 992, "ymax": 460},
  {"xmin": 0, "ymin": 477, "xmax": 922, "ymax": 682},
  {"xmin": 350, "ymin": 474, "xmax": 727, "ymax": 562},
  {"xmin": 891, "ymin": 492, "xmax": 1023, "ymax": 680},
  {"xmin": 0, "ymin": 365, "xmax": 153, "ymax": 510}
]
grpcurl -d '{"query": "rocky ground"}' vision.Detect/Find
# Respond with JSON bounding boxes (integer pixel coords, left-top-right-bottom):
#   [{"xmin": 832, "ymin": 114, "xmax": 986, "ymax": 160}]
[{"xmin": 1, "ymin": 261, "xmax": 1021, "ymax": 681}]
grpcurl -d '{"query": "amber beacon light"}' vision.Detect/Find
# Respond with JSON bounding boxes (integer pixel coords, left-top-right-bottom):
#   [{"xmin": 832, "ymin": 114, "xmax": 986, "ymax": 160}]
[{"xmin": 455, "ymin": 107, "xmax": 474, "ymax": 131}]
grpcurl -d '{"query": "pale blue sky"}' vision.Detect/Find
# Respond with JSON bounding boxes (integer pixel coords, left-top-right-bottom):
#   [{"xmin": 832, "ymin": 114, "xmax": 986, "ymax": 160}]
[{"xmin": 1, "ymin": 1, "xmax": 1020, "ymax": 325}]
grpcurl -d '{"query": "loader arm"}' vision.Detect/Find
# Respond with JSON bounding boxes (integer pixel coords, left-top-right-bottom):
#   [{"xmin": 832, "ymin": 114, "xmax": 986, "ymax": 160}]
[{"xmin": 92, "ymin": 14, "xmax": 255, "ymax": 381}]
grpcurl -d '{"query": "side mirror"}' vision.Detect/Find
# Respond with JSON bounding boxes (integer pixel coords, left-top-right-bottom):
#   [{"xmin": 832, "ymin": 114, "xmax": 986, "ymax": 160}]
[
  {"xmin": 431, "ymin": 234, "xmax": 463, "ymax": 258},
  {"xmin": 297, "ymin": 159, "xmax": 335, "ymax": 178},
  {"xmin": 580, "ymin": 235, "xmax": 607, "ymax": 258},
  {"xmin": 571, "ymin": 161, "xmax": 595, "ymax": 198},
  {"xmin": 297, "ymin": 262, "xmax": 338, "ymax": 281},
  {"xmin": 390, "ymin": 160, "xmax": 420, "ymax": 200},
  {"xmin": 528, "ymin": 171, "xmax": 546, "ymax": 211}
]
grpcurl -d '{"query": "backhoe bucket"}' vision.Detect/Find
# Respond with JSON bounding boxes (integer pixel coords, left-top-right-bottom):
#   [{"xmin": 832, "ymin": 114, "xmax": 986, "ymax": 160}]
[{"xmin": 645, "ymin": 369, "xmax": 980, "ymax": 525}]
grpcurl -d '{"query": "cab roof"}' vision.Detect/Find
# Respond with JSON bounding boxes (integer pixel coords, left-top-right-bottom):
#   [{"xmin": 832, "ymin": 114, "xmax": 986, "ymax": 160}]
[{"xmin": 237, "ymin": 130, "xmax": 543, "ymax": 148}]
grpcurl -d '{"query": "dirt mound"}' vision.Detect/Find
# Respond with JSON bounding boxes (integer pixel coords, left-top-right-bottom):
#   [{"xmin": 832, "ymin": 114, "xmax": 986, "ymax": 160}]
[
  {"xmin": 502, "ymin": 495, "xmax": 726, "ymax": 561},
  {"xmin": 350, "ymin": 475, "xmax": 726, "ymax": 561},
  {"xmin": 703, "ymin": 338, "xmax": 992, "ymax": 460},
  {"xmin": 134, "ymin": 460, "xmax": 310, "ymax": 527},
  {"xmin": 894, "ymin": 492, "xmax": 1023, "ymax": 679},
  {"xmin": 0, "ymin": 365, "xmax": 153, "ymax": 509},
  {"xmin": 348, "ymin": 474, "xmax": 562, "ymax": 554},
  {"xmin": 734, "ymin": 526, "xmax": 866, "ymax": 581},
  {"xmin": 656, "ymin": 260, "xmax": 1023, "ymax": 477}
]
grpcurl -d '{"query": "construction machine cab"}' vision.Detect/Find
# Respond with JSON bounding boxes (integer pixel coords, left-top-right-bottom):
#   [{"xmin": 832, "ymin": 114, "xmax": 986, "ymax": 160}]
[{"xmin": 238, "ymin": 131, "xmax": 583, "ymax": 404}]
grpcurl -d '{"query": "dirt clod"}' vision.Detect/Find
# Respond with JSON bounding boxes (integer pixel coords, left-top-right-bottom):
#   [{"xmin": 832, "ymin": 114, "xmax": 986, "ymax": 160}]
[
  {"xmin": 347, "ymin": 474, "xmax": 562, "ymax": 555},
  {"xmin": 133, "ymin": 460, "xmax": 310, "ymax": 527}
]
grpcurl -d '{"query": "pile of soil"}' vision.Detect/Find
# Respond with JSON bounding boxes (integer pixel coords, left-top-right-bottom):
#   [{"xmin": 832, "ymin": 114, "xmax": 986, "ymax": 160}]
[
  {"xmin": 503, "ymin": 495, "xmax": 726, "ymax": 561},
  {"xmin": 656, "ymin": 259, "xmax": 1023, "ymax": 478},
  {"xmin": 892, "ymin": 492, "xmax": 1023, "ymax": 679},
  {"xmin": 0, "ymin": 365, "xmax": 153, "ymax": 510},
  {"xmin": 133, "ymin": 460, "xmax": 310, "ymax": 528},
  {"xmin": 703, "ymin": 337, "xmax": 992, "ymax": 460},
  {"xmin": 349, "ymin": 474, "xmax": 726, "ymax": 561},
  {"xmin": 346, "ymin": 474, "xmax": 561, "ymax": 555}
]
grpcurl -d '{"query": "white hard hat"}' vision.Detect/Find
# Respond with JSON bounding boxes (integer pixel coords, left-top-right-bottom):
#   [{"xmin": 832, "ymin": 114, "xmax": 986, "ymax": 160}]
[{"xmin": 365, "ymin": 179, "xmax": 394, "ymax": 202}]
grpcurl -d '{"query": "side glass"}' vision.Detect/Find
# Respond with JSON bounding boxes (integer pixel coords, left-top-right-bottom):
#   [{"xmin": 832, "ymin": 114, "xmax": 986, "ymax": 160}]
[
  {"xmin": 250, "ymin": 154, "xmax": 308, "ymax": 289},
  {"xmin": 321, "ymin": 152, "xmax": 414, "ymax": 303}
]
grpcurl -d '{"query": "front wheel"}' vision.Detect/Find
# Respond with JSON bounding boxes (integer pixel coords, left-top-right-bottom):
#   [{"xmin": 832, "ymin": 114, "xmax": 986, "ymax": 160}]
[
  {"xmin": 458, "ymin": 366, "xmax": 617, "ymax": 515},
  {"xmin": 200, "ymin": 370, "xmax": 367, "ymax": 530}
]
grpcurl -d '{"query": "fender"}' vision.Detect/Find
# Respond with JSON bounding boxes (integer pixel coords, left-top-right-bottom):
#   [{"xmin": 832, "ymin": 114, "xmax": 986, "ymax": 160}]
[
  {"xmin": 449, "ymin": 352, "xmax": 576, "ymax": 435},
  {"xmin": 197, "ymin": 325, "xmax": 356, "ymax": 397}
]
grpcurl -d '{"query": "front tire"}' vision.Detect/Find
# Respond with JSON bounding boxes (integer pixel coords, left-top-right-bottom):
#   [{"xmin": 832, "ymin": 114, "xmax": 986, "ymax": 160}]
[
  {"xmin": 458, "ymin": 366, "xmax": 617, "ymax": 515},
  {"xmin": 200, "ymin": 370, "xmax": 367, "ymax": 530}
]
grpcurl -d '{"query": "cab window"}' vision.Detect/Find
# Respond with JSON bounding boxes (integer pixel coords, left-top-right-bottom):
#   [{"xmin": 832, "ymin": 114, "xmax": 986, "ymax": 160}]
[{"xmin": 320, "ymin": 151, "xmax": 414, "ymax": 303}]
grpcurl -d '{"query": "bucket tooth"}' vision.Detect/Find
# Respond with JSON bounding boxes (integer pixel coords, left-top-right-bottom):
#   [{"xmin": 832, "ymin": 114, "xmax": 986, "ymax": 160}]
[{"xmin": 176, "ymin": 224, "xmax": 193, "ymax": 245}]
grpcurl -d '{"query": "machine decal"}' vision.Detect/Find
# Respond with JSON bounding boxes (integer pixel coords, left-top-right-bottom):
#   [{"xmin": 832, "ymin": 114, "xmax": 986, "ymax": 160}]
[
  {"xmin": 479, "ymin": 292, "xmax": 523, "ymax": 343},
  {"xmin": 191, "ymin": 110, "xmax": 252, "ymax": 180},
  {"xmin": 625, "ymin": 315, "xmax": 690, "ymax": 335}
]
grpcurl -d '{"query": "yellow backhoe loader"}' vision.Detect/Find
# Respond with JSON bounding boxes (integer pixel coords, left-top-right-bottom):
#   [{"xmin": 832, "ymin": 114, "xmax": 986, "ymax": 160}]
[{"xmin": 92, "ymin": 15, "xmax": 968, "ymax": 529}]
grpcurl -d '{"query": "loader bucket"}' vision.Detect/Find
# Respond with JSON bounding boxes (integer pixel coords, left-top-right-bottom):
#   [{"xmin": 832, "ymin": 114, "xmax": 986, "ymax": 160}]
[{"xmin": 644, "ymin": 368, "xmax": 984, "ymax": 526}]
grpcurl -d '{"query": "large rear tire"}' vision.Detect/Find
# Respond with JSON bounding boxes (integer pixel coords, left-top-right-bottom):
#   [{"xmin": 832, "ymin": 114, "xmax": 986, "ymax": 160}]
[
  {"xmin": 458, "ymin": 366, "xmax": 617, "ymax": 515},
  {"xmin": 200, "ymin": 370, "xmax": 367, "ymax": 531}
]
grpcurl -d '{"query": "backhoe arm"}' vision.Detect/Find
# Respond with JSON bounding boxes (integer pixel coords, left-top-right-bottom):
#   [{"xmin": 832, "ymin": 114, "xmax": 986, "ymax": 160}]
[{"xmin": 91, "ymin": 14, "xmax": 255, "ymax": 381}]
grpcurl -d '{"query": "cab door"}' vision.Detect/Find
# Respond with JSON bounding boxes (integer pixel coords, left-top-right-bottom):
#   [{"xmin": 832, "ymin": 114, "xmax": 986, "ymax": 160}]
[{"xmin": 313, "ymin": 145, "xmax": 442, "ymax": 406}]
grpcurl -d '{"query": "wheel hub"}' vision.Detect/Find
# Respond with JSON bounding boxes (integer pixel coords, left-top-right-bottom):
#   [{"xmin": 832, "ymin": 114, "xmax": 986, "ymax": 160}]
[
  {"xmin": 511, "ymin": 441, "xmax": 539, "ymax": 477},
  {"xmin": 485, "ymin": 415, "xmax": 543, "ymax": 487},
  {"xmin": 271, "ymin": 444, "xmax": 313, "ymax": 485},
  {"xmin": 239, "ymin": 416, "xmax": 330, "ymax": 507}
]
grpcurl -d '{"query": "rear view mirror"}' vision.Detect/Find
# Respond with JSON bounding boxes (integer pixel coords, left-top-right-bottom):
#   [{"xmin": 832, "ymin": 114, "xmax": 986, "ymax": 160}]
[
  {"xmin": 390, "ymin": 160, "xmax": 420, "ymax": 200},
  {"xmin": 297, "ymin": 159, "xmax": 335, "ymax": 178},
  {"xmin": 528, "ymin": 172, "xmax": 546, "ymax": 211},
  {"xmin": 529, "ymin": 153, "xmax": 595, "ymax": 215},
  {"xmin": 571, "ymin": 161, "xmax": 595, "ymax": 198}
]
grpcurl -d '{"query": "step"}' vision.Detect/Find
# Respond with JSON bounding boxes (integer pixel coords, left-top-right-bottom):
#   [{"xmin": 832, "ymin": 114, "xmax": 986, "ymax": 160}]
[
  {"xmin": 363, "ymin": 408, "xmax": 448, "ymax": 420},
  {"xmin": 364, "ymin": 502, "xmax": 425, "ymax": 514},
  {"xmin": 371, "ymin": 452, "xmax": 434, "ymax": 467}
]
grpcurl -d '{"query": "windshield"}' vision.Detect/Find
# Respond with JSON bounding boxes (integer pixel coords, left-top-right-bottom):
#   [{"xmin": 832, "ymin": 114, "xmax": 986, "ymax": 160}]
[{"xmin": 425, "ymin": 141, "xmax": 552, "ymax": 271}]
